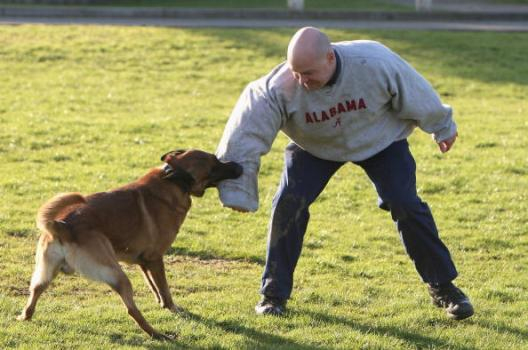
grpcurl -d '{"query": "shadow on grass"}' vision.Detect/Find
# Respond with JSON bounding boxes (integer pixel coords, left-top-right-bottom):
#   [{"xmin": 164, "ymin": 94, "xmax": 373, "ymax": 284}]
[
  {"xmin": 193, "ymin": 27, "xmax": 292, "ymax": 60},
  {"xmin": 291, "ymin": 309, "xmax": 477, "ymax": 350},
  {"xmin": 150, "ymin": 310, "xmax": 330, "ymax": 350},
  {"xmin": 107, "ymin": 332, "xmax": 204, "ymax": 350},
  {"xmin": 473, "ymin": 318, "xmax": 528, "ymax": 339},
  {"xmin": 143, "ymin": 308, "xmax": 478, "ymax": 349},
  {"xmin": 190, "ymin": 28, "xmax": 528, "ymax": 86},
  {"xmin": 98, "ymin": 310, "xmax": 324, "ymax": 349},
  {"xmin": 166, "ymin": 246, "xmax": 265, "ymax": 266}
]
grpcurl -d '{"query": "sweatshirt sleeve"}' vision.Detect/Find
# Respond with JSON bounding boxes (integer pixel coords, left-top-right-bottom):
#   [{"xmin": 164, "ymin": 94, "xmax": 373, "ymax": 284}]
[
  {"xmin": 386, "ymin": 55, "xmax": 457, "ymax": 143},
  {"xmin": 215, "ymin": 81, "xmax": 284, "ymax": 212}
]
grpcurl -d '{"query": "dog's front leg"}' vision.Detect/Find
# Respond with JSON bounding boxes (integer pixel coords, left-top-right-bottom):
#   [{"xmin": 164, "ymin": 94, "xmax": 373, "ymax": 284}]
[
  {"xmin": 140, "ymin": 257, "xmax": 183, "ymax": 314},
  {"xmin": 139, "ymin": 264, "xmax": 162, "ymax": 305}
]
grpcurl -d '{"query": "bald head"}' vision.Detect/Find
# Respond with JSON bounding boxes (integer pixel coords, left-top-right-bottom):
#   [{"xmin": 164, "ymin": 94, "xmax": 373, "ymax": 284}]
[
  {"xmin": 287, "ymin": 27, "xmax": 332, "ymax": 68},
  {"xmin": 286, "ymin": 27, "xmax": 336, "ymax": 91}
]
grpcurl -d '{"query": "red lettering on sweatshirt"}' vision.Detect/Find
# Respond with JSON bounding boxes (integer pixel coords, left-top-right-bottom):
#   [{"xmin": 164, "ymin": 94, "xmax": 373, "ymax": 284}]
[
  {"xmin": 358, "ymin": 98, "xmax": 367, "ymax": 109},
  {"xmin": 304, "ymin": 98, "xmax": 367, "ymax": 124}
]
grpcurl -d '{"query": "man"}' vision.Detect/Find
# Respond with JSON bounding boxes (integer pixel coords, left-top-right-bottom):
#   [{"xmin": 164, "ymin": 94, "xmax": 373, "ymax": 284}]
[{"xmin": 215, "ymin": 27, "xmax": 473, "ymax": 320}]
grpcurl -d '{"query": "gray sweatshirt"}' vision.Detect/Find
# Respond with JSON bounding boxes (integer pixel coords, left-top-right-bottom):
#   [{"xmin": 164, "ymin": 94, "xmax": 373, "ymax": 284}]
[{"xmin": 215, "ymin": 40, "xmax": 457, "ymax": 212}]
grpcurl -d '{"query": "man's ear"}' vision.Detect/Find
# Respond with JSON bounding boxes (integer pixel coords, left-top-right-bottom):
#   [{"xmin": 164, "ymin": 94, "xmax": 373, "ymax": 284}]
[
  {"xmin": 326, "ymin": 49, "xmax": 335, "ymax": 63},
  {"xmin": 160, "ymin": 149, "xmax": 186, "ymax": 162}
]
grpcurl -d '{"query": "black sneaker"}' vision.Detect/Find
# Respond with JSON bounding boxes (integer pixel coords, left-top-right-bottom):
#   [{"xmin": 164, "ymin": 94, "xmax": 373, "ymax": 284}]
[
  {"xmin": 255, "ymin": 296, "xmax": 287, "ymax": 316},
  {"xmin": 428, "ymin": 283, "xmax": 474, "ymax": 320}
]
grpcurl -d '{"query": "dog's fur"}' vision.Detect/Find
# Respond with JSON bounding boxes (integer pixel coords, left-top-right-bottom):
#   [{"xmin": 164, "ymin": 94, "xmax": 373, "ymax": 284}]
[{"xmin": 18, "ymin": 149, "xmax": 242, "ymax": 340}]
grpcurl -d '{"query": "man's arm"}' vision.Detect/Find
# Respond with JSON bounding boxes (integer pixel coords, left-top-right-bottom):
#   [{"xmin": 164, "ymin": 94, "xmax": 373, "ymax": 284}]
[
  {"xmin": 385, "ymin": 53, "xmax": 458, "ymax": 150},
  {"xmin": 216, "ymin": 81, "xmax": 284, "ymax": 212}
]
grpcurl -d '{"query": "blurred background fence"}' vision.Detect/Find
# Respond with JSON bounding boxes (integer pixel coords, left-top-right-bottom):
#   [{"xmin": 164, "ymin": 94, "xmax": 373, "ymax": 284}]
[{"xmin": 1, "ymin": 0, "xmax": 527, "ymax": 12}]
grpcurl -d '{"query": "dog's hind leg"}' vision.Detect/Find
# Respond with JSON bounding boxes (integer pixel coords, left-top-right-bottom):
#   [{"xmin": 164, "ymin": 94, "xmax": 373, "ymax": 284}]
[
  {"xmin": 18, "ymin": 235, "xmax": 64, "ymax": 321},
  {"xmin": 140, "ymin": 257, "xmax": 182, "ymax": 313},
  {"xmin": 110, "ymin": 268, "xmax": 173, "ymax": 340},
  {"xmin": 68, "ymin": 234, "xmax": 174, "ymax": 340}
]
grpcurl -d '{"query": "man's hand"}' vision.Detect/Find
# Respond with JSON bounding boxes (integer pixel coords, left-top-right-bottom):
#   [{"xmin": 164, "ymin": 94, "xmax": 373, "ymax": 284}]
[{"xmin": 438, "ymin": 132, "xmax": 458, "ymax": 153}]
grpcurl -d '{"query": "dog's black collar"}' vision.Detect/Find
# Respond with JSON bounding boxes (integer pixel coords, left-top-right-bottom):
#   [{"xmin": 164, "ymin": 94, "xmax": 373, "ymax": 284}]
[{"xmin": 162, "ymin": 164, "xmax": 195, "ymax": 193}]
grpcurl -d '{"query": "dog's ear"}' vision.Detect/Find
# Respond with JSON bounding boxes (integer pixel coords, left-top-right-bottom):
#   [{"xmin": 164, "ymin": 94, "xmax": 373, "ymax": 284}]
[{"xmin": 160, "ymin": 149, "xmax": 186, "ymax": 162}]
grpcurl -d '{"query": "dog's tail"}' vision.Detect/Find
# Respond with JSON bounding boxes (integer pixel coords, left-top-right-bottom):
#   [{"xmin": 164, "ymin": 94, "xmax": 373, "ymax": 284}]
[{"xmin": 37, "ymin": 193, "xmax": 86, "ymax": 242}]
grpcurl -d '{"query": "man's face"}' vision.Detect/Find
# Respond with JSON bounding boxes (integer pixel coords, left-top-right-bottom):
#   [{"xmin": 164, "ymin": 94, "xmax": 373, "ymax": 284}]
[{"xmin": 288, "ymin": 52, "xmax": 334, "ymax": 91}]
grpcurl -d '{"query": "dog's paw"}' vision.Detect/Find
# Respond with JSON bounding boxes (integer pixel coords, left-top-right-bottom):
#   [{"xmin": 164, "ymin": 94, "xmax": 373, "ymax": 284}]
[
  {"xmin": 152, "ymin": 332, "xmax": 177, "ymax": 341},
  {"xmin": 167, "ymin": 304, "xmax": 185, "ymax": 314},
  {"xmin": 16, "ymin": 313, "xmax": 30, "ymax": 321}
]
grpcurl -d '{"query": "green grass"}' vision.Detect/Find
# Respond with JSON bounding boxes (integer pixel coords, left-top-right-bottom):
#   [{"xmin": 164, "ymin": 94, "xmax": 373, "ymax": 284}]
[{"xmin": 0, "ymin": 26, "xmax": 527, "ymax": 349}]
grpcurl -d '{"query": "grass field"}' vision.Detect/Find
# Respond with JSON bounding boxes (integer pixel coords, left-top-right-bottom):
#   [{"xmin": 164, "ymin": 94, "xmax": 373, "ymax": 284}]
[{"xmin": 0, "ymin": 25, "xmax": 527, "ymax": 349}]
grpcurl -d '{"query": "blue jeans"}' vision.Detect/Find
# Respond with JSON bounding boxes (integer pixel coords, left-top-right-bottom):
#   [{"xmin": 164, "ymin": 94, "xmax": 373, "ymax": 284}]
[{"xmin": 260, "ymin": 139, "xmax": 458, "ymax": 300}]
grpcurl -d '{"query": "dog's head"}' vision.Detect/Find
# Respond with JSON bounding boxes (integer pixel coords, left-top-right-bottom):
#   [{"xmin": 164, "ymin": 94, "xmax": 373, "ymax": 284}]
[{"xmin": 160, "ymin": 149, "xmax": 242, "ymax": 197}]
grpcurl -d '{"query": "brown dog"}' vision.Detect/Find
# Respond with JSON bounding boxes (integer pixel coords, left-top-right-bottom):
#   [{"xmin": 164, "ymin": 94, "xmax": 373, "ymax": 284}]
[{"xmin": 18, "ymin": 149, "xmax": 242, "ymax": 340}]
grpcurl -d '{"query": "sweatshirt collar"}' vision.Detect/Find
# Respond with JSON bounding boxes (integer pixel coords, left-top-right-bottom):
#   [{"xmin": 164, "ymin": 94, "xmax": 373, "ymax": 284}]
[{"xmin": 325, "ymin": 49, "xmax": 341, "ymax": 87}]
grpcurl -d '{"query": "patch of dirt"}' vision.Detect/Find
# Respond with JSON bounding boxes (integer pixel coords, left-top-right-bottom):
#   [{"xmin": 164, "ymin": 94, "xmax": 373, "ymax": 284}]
[
  {"xmin": 165, "ymin": 255, "xmax": 258, "ymax": 269},
  {"xmin": 5, "ymin": 286, "xmax": 29, "ymax": 296}
]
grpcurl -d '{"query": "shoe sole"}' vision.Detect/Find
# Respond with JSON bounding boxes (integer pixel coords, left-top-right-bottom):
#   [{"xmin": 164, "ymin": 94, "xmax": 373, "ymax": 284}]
[
  {"xmin": 255, "ymin": 306, "xmax": 285, "ymax": 316},
  {"xmin": 447, "ymin": 307, "xmax": 474, "ymax": 321},
  {"xmin": 432, "ymin": 300, "xmax": 474, "ymax": 320}
]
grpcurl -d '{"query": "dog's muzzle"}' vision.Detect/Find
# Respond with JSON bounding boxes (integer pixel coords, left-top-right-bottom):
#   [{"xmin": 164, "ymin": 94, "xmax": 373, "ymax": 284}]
[{"xmin": 208, "ymin": 161, "xmax": 243, "ymax": 187}]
